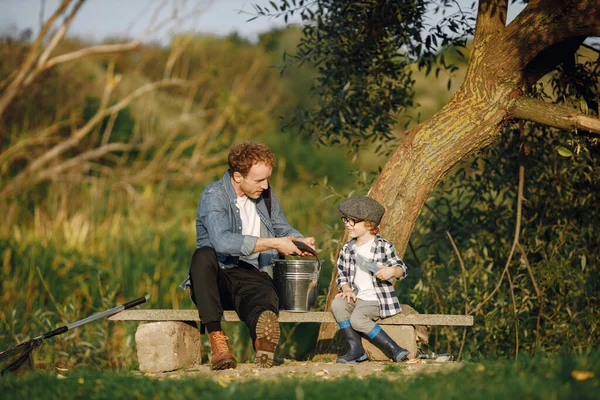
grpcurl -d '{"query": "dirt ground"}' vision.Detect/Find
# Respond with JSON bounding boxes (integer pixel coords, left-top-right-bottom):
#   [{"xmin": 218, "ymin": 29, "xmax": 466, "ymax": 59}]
[{"xmin": 140, "ymin": 357, "xmax": 462, "ymax": 383}]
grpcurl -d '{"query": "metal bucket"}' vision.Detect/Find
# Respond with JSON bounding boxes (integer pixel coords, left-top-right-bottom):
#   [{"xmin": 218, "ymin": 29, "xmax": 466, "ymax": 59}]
[{"xmin": 272, "ymin": 259, "xmax": 321, "ymax": 312}]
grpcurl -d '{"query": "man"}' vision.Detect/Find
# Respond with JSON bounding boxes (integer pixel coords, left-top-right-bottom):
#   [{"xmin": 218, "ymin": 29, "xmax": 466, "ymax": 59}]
[{"xmin": 181, "ymin": 142, "xmax": 315, "ymax": 370}]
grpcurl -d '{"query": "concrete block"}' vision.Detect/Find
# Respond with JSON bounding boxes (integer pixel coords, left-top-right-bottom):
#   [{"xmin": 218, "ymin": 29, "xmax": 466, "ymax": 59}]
[
  {"xmin": 135, "ymin": 321, "xmax": 201, "ymax": 373},
  {"xmin": 362, "ymin": 325, "xmax": 417, "ymax": 361}
]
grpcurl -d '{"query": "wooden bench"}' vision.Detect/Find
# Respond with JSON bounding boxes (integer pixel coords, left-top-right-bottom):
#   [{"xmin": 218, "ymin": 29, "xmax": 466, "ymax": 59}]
[
  {"xmin": 110, "ymin": 309, "xmax": 472, "ymax": 325},
  {"xmin": 110, "ymin": 309, "xmax": 473, "ymax": 373}
]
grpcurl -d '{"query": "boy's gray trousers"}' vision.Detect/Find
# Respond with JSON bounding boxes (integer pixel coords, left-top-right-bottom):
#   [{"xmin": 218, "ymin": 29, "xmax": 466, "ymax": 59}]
[{"xmin": 331, "ymin": 297, "xmax": 379, "ymax": 334}]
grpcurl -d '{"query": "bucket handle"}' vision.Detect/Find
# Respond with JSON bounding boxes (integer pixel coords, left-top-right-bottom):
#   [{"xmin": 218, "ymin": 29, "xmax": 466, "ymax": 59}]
[{"xmin": 293, "ymin": 240, "xmax": 321, "ymax": 278}]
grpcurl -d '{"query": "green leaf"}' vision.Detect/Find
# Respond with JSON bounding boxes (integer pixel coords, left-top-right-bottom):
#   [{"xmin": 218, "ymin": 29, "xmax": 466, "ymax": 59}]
[{"xmin": 557, "ymin": 146, "xmax": 573, "ymax": 157}]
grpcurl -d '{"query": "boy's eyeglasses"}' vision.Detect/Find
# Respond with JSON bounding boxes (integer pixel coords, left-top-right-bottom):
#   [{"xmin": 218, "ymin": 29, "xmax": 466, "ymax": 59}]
[{"xmin": 341, "ymin": 216, "xmax": 363, "ymax": 226}]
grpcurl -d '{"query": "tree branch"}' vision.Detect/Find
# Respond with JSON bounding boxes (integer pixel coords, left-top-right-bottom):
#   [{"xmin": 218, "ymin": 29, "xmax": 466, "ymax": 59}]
[
  {"xmin": 522, "ymin": 37, "xmax": 585, "ymax": 88},
  {"xmin": 43, "ymin": 41, "xmax": 141, "ymax": 71},
  {"xmin": 473, "ymin": 0, "xmax": 508, "ymax": 45},
  {"xmin": 0, "ymin": 0, "xmax": 74, "ymax": 115},
  {"xmin": 509, "ymin": 97, "xmax": 600, "ymax": 135},
  {"xmin": 0, "ymin": 0, "xmax": 206, "ymax": 119},
  {"xmin": 502, "ymin": 0, "xmax": 600, "ymax": 71},
  {"xmin": 34, "ymin": 0, "xmax": 85, "ymax": 73},
  {"xmin": 35, "ymin": 143, "xmax": 137, "ymax": 183},
  {"xmin": 0, "ymin": 78, "xmax": 190, "ymax": 197}
]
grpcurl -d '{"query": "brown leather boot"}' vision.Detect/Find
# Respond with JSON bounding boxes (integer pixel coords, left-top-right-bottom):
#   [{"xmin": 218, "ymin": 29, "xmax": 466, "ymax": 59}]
[
  {"xmin": 254, "ymin": 310, "xmax": 280, "ymax": 368},
  {"xmin": 208, "ymin": 331, "xmax": 236, "ymax": 370}
]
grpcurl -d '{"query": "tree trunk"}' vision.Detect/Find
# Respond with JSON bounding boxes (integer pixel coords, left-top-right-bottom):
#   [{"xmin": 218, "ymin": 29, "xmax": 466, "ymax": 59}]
[
  {"xmin": 315, "ymin": 0, "xmax": 600, "ymax": 353},
  {"xmin": 316, "ymin": 80, "xmax": 516, "ymax": 352}
]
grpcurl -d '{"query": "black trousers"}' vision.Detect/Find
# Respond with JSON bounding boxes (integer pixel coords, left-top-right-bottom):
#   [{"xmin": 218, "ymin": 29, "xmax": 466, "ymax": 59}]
[{"xmin": 188, "ymin": 246, "xmax": 279, "ymax": 340}]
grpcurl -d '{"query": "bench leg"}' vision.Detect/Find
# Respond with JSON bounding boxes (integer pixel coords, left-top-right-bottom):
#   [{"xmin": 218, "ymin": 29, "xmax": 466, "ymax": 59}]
[
  {"xmin": 135, "ymin": 321, "xmax": 202, "ymax": 373},
  {"xmin": 361, "ymin": 326, "xmax": 416, "ymax": 361}
]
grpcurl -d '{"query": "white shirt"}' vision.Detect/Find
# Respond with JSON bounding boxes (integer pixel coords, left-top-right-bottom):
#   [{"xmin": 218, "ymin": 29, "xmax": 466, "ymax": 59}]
[
  {"xmin": 236, "ymin": 195, "xmax": 261, "ymax": 266},
  {"xmin": 354, "ymin": 238, "xmax": 378, "ymax": 301}
]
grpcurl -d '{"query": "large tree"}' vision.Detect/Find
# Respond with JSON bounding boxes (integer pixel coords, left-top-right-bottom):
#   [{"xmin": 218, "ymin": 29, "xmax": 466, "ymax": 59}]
[{"xmin": 259, "ymin": 0, "xmax": 600, "ymax": 350}]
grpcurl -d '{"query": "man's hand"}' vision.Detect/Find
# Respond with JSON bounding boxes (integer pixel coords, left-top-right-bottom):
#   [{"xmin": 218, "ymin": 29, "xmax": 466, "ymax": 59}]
[
  {"xmin": 254, "ymin": 237, "xmax": 305, "ymax": 255},
  {"xmin": 335, "ymin": 285, "xmax": 356, "ymax": 303},
  {"xmin": 292, "ymin": 237, "xmax": 316, "ymax": 256},
  {"xmin": 254, "ymin": 236, "xmax": 317, "ymax": 256},
  {"xmin": 294, "ymin": 237, "xmax": 316, "ymax": 249},
  {"xmin": 275, "ymin": 237, "xmax": 306, "ymax": 255}
]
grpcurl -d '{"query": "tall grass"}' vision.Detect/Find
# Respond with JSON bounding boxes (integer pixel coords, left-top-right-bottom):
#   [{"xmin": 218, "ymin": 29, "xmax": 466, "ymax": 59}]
[
  {"xmin": 0, "ymin": 195, "xmax": 195, "ymax": 369},
  {"xmin": 0, "ymin": 145, "xmax": 356, "ymax": 369}
]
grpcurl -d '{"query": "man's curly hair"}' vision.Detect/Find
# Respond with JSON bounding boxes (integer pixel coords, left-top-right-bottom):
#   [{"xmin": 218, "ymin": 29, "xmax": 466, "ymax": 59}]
[{"xmin": 228, "ymin": 142, "xmax": 276, "ymax": 177}]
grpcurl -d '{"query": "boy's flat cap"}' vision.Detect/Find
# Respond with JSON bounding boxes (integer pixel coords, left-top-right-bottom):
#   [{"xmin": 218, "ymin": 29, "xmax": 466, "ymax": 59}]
[{"xmin": 338, "ymin": 196, "xmax": 385, "ymax": 225}]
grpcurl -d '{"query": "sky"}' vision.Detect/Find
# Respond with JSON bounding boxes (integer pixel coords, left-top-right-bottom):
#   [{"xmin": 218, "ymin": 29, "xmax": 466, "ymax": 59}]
[
  {"xmin": 0, "ymin": 0, "xmax": 306, "ymax": 43},
  {"xmin": 0, "ymin": 0, "xmax": 529, "ymax": 44}
]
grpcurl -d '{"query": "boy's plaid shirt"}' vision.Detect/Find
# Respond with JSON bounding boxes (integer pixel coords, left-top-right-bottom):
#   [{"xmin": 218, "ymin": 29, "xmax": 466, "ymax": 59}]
[{"xmin": 336, "ymin": 234, "xmax": 408, "ymax": 318}]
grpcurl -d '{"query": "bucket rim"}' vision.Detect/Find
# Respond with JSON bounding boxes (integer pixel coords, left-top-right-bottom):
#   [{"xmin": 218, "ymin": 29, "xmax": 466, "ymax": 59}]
[{"xmin": 270, "ymin": 259, "xmax": 322, "ymax": 265}]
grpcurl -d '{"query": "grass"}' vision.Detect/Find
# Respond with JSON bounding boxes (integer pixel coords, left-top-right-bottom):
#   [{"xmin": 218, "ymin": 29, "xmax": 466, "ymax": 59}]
[
  {"xmin": 383, "ymin": 363, "xmax": 400, "ymax": 372},
  {"xmin": 2, "ymin": 351, "xmax": 598, "ymax": 399}
]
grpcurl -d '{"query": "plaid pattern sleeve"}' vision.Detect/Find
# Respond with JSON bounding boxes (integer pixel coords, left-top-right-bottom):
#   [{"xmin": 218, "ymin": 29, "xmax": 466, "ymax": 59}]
[
  {"xmin": 371, "ymin": 235, "xmax": 405, "ymax": 318},
  {"xmin": 380, "ymin": 239, "xmax": 408, "ymax": 280},
  {"xmin": 336, "ymin": 244, "xmax": 352, "ymax": 291}
]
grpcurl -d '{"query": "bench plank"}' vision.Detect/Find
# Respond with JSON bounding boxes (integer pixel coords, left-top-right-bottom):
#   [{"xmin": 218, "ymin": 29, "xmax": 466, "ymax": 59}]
[{"xmin": 109, "ymin": 310, "xmax": 473, "ymax": 326}]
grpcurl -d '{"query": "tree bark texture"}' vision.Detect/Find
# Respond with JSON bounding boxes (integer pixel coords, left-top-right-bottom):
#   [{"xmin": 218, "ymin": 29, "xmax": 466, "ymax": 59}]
[{"xmin": 316, "ymin": 0, "xmax": 600, "ymax": 352}]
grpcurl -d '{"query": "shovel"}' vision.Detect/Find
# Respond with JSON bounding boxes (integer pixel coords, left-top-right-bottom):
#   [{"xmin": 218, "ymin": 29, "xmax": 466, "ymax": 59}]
[{"xmin": 0, "ymin": 296, "xmax": 146, "ymax": 375}]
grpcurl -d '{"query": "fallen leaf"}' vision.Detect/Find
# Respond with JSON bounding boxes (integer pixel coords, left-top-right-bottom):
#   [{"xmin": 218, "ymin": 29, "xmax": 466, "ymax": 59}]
[
  {"xmin": 571, "ymin": 370, "xmax": 594, "ymax": 381},
  {"xmin": 405, "ymin": 358, "xmax": 420, "ymax": 364},
  {"xmin": 56, "ymin": 374, "xmax": 66, "ymax": 380},
  {"xmin": 77, "ymin": 377, "xmax": 84, "ymax": 384},
  {"xmin": 476, "ymin": 364, "xmax": 485, "ymax": 372},
  {"xmin": 218, "ymin": 376, "xmax": 231, "ymax": 387}
]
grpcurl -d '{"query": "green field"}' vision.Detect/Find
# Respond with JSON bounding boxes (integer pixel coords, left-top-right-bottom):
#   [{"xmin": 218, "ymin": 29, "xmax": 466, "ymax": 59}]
[{"xmin": 2, "ymin": 351, "xmax": 598, "ymax": 400}]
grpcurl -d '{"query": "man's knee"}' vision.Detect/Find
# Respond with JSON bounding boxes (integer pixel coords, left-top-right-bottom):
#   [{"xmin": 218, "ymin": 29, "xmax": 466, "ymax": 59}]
[
  {"xmin": 190, "ymin": 246, "xmax": 218, "ymax": 272},
  {"xmin": 192, "ymin": 246, "xmax": 217, "ymax": 261}
]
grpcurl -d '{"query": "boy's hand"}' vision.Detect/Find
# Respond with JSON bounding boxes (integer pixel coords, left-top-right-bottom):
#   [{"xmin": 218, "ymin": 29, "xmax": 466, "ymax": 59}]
[
  {"xmin": 374, "ymin": 264, "xmax": 401, "ymax": 281},
  {"xmin": 335, "ymin": 287, "xmax": 356, "ymax": 303}
]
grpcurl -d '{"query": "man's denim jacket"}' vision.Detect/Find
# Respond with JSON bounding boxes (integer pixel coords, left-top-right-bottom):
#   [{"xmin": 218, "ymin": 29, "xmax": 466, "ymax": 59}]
[{"xmin": 180, "ymin": 170, "xmax": 302, "ymax": 289}]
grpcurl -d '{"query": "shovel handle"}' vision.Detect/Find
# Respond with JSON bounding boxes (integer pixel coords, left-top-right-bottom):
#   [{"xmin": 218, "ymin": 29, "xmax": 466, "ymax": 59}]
[{"xmin": 123, "ymin": 296, "xmax": 147, "ymax": 310}]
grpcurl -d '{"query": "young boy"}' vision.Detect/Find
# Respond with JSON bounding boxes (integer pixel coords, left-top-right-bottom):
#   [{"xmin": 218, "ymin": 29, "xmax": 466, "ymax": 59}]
[{"xmin": 332, "ymin": 196, "xmax": 409, "ymax": 363}]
